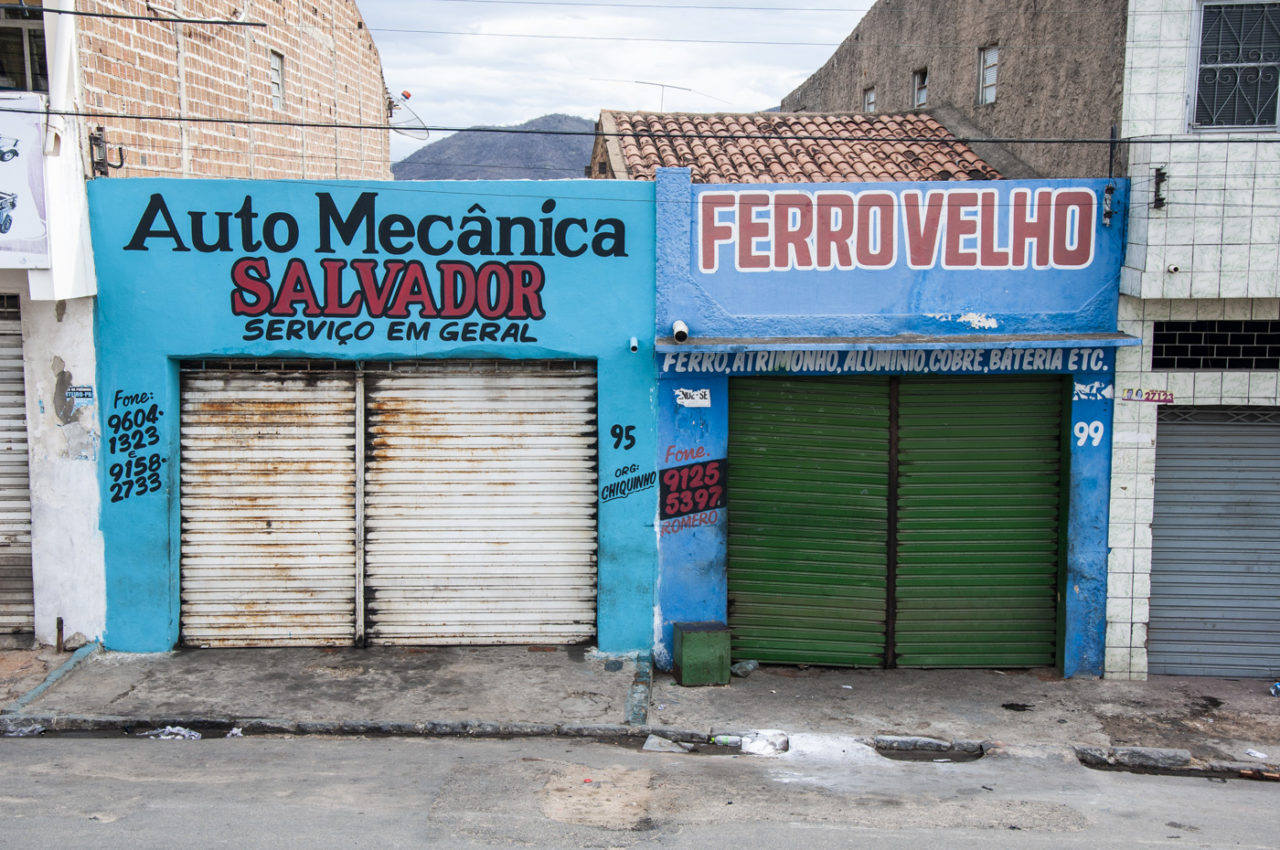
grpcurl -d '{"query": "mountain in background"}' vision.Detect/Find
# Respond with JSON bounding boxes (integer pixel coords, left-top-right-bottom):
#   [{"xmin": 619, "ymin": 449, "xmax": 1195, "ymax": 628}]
[{"xmin": 391, "ymin": 114, "xmax": 595, "ymax": 181}]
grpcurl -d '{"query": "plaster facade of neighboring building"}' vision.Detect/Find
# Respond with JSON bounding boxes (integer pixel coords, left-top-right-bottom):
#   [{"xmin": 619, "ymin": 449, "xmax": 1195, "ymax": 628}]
[
  {"xmin": 780, "ymin": 0, "xmax": 1129, "ymax": 180},
  {"xmin": 0, "ymin": 0, "xmax": 389, "ymax": 649}
]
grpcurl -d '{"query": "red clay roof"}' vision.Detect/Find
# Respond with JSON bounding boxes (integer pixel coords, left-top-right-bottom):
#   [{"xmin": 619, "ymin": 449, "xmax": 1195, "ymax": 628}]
[{"xmin": 603, "ymin": 111, "xmax": 1001, "ymax": 183}]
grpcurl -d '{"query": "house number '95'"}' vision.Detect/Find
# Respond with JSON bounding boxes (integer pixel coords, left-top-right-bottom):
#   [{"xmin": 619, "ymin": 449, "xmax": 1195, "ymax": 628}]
[{"xmin": 1074, "ymin": 420, "xmax": 1105, "ymax": 447}]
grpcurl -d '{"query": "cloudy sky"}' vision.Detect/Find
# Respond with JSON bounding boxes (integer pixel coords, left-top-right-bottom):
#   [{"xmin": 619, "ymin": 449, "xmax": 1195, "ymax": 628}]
[{"xmin": 354, "ymin": 0, "xmax": 869, "ymax": 161}]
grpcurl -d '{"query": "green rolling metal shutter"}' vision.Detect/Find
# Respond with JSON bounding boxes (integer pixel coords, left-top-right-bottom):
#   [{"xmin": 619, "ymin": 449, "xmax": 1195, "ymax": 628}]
[
  {"xmin": 728, "ymin": 376, "xmax": 890, "ymax": 665},
  {"xmin": 894, "ymin": 376, "xmax": 1064, "ymax": 667}
]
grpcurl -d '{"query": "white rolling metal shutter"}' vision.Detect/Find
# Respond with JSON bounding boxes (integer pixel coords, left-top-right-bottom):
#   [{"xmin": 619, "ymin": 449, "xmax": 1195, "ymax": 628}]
[
  {"xmin": 0, "ymin": 295, "xmax": 31, "ymax": 634},
  {"xmin": 1150, "ymin": 407, "xmax": 1280, "ymax": 677},
  {"xmin": 180, "ymin": 366, "xmax": 358, "ymax": 646},
  {"xmin": 364, "ymin": 361, "xmax": 598, "ymax": 644}
]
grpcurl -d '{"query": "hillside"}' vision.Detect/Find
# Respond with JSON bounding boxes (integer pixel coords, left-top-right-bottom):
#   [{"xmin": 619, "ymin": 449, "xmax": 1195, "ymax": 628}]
[{"xmin": 391, "ymin": 114, "xmax": 595, "ymax": 181}]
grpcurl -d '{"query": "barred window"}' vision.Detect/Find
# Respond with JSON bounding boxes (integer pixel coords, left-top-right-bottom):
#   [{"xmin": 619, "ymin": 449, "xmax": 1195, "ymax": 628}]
[{"xmin": 1195, "ymin": 3, "xmax": 1280, "ymax": 127}]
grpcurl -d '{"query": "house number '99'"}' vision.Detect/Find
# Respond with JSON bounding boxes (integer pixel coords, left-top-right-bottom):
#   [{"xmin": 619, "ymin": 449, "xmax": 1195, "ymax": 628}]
[{"xmin": 1074, "ymin": 420, "xmax": 1105, "ymax": 447}]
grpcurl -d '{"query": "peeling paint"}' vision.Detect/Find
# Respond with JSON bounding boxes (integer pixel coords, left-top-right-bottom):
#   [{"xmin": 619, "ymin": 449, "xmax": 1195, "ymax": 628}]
[
  {"xmin": 53, "ymin": 367, "xmax": 77, "ymax": 423},
  {"xmin": 957, "ymin": 313, "xmax": 999, "ymax": 330}
]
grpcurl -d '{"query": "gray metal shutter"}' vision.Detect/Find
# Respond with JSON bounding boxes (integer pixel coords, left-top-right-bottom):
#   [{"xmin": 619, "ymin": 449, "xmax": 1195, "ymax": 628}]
[
  {"xmin": 180, "ymin": 366, "xmax": 358, "ymax": 646},
  {"xmin": 727, "ymin": 376, "xmax": 891, "ymax": 666},
  {"xmin": 0, "ymin": 295, "xmax": 31, "ymax": 634},
  {"xmin": 363, "ymin": 361, "xmax": 598, "ymax": 645},
  {"xmin": 1150, "ymin": 407, "xmax": 1280, "ymax": 677},
  {"xmin": 894, "ymin": 376, "xmax": 1064, "ymax": 668}
]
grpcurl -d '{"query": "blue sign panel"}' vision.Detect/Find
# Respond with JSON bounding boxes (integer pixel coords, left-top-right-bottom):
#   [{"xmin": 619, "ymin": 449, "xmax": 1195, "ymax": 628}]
[{"xmin": 655, "ymin": 169, "xmax": 1128, "ymax": 339}]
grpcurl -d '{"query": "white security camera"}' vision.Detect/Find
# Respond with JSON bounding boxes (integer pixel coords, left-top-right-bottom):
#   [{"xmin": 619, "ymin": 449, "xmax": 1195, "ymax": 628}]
[
  {"xmin": 629, "ymin": 336, "xmax": 639, "ymax": 353},
  {"xmin": 1166, "ymin": 264, "xmax": 1180, "ymax": 274},
  {"xmin": 672, "ymin": 320, "xmax": 689, "ymax": 343}
]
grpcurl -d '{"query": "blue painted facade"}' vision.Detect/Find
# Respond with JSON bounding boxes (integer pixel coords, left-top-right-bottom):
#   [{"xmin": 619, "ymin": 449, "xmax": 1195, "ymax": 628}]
[
  {"xmin": 89, "ymin": 179, "xmax": 658, "ymax": 653},
  {"xmin": 653, "ymin": 168, "xmax": 1133, "ymax": 676}
]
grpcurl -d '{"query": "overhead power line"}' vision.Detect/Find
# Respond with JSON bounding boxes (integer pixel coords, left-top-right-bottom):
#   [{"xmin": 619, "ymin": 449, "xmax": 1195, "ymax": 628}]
[
  {"xmin": 1, "ymin": 3, "xmax": 265, "ymax": 27},
  {"xmin": 364, "ymin": 27, "xmax": 840, "ymax": 46},
  {"xmin": 6, "ymin": 105, "xmax": 1280, "ymax": 148},
  {"xmin": 426, "ymin": 0, "xmax": 867, "ymax": 10}
]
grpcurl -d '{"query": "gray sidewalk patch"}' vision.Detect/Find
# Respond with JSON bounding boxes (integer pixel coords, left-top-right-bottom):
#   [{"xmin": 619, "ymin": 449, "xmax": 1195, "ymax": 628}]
[{"xmin": 1, "ymin": 643, "xmax": 99, "ymax": 716}]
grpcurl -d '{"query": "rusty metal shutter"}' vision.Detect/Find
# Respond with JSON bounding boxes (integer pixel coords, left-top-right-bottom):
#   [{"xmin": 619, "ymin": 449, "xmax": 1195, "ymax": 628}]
[
  {"xmin": 363, "ymin": 361, "xmax": 598, "ymax": 645},
  {"xmin": 727, "ymin": 376, "xmax": 891, "ymax": 666},
  {"xmin": 894, "ymin": 376, "xmax": 1064, "ymax": 667},
  {"xmin": 179, "ymin": 366, "xmax": 358, "ymax": 646},
  {"xmin": 1150, "ymin": 407, "xmax": 1280, "ymax": 677},
  {"xmin": 0, "ymin": 295, "xmax": 31, "ymax": 634}
]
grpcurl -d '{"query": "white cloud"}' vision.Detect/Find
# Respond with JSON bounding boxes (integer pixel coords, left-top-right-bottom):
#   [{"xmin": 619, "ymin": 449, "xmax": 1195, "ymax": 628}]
[{"xmin": 358, "ymin": 0, "xmax": 865, "ymax": 161}]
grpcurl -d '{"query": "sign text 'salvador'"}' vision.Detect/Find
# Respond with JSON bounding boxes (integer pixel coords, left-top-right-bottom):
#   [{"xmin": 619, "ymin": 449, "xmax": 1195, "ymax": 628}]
[
  {"xmin": 698, "ymin": 187, "xmax": 1096, "ymax": 273},
  {"xmin": 123, "ymin": 192, "xmax": 627, "ymax": 343}
]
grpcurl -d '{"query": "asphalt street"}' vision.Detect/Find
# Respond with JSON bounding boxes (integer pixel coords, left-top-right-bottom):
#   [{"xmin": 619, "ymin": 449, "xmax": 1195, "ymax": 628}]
[{"xmin": 1, "ymin": 735, "xmax": 1275, "ymax": 848}]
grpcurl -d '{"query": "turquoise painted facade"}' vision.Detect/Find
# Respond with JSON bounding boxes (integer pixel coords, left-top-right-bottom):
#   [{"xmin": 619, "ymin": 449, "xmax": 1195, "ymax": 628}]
[{"xmin": 89, "ymin": 179, "xmax": 658, "ymax": 652}]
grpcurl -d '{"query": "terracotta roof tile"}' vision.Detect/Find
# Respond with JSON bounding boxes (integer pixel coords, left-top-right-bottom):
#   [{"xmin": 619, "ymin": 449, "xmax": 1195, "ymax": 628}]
[{"xmin": 602, "ymin": 110, "xmax": 999, "ymax": 183}]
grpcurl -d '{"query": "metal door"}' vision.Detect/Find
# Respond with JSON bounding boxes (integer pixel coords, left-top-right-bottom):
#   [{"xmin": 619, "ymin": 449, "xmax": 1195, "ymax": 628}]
[
  {"xmin": 0, "ymin": 294, "xmax": 31, "ymax": 634},
  {"xmin": 894, "ymin": 376, "xmax": 1063, "ymax": 667},
  {"xmin": 727, "ymin": 373, "xmax": 1065, "ymax": 668},
  {"xmin": 1150, "ymin": 407, "xmax": 1280, "ymax": 677},
  {"xmin": 179, "ymin": 366, "xmax": 359, "ymax": 646},
  {"xmin": 363, "ymin": 361, "xmax": 598, "ymax": 644},
  {"xmin": 728, "ymin": 376, "xmax": 891, "ymax": 665}
]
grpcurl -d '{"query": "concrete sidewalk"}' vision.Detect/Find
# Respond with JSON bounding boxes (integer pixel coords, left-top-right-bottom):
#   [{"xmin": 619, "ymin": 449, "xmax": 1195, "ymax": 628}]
[{"xmin": 3, "ymin": 644, "xmax": 1278, "ymax": 774}]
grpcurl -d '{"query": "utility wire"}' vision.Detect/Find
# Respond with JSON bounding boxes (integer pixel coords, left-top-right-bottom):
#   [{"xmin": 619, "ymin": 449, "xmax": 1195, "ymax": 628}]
[
  {"xmin": 2, "ymin": 3, "xmax": 265, "ymax": 27},
  {"xmin": 425, "ymin": 0, "xmax": 867, "ymax": 11},
  {"xmin": 6, "ymin": 106, "xmax": 1280, "ymax": 149}
]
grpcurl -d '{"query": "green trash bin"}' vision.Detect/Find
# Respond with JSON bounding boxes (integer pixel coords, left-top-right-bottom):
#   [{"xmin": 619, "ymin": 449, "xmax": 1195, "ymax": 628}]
[{"xmin": 673, "ymin": 621, "xmax": 730, "ymax": 686}]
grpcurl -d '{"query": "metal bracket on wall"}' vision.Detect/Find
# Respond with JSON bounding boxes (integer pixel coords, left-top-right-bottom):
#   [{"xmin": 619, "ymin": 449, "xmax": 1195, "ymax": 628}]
[{"xmin": 89, "ymin": 126, "xmax": 126, "ymax": 177}]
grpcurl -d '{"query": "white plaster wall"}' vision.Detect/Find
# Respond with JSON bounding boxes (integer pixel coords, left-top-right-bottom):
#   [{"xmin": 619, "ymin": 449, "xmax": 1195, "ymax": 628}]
[
  {"xmin": 19, "ymin": 293, "xmax": 103, "ymax": 645},
  {"xmin": 1105, "ymin": 295, "xmax": 1280, "ymax": 679}
]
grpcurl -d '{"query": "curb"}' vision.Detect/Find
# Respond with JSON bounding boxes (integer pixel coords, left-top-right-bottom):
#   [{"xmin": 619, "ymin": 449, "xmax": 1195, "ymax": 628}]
[
  {"xmin": 1, "ymin": 643, "xmax": 100, "ymax": 716},
  {"xmin": 1, "ymin": 711, "xmax": 710, "ymax": 743},
  {"xmin": 1074, "ymin": 745, "xmax": 1280, "ymax": 780}
]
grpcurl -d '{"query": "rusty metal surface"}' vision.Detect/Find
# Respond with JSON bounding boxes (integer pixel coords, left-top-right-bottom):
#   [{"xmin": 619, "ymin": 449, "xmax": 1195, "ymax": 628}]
[
  {"xmin": 179, "ymin": 371, "xmax": 358, "ymax": 647},
  {"xmin": 0, "ymin": 311, "xmax": 32, "ymax": 634},
  {"xmin": 363, "ymin": 361, "xmax": 599, "ymax": 645}
]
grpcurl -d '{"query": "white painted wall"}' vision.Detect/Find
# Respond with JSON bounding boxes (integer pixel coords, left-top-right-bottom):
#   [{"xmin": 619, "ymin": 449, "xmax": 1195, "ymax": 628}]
[{"xmin": 19, "ymin": 292, "xmax": 103, "ymax": 645}]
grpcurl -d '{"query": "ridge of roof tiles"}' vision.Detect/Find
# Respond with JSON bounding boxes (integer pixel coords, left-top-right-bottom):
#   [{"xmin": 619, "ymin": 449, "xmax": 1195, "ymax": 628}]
[{"xmin": 605, "ymin": 111, "xmax": 1001, "ymax": 183}]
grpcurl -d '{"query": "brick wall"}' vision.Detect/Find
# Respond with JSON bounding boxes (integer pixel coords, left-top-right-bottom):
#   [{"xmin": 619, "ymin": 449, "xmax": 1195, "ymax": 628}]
[{"xmin": 77, "ymin": 0, "xmax": 390, "ymax": 180}]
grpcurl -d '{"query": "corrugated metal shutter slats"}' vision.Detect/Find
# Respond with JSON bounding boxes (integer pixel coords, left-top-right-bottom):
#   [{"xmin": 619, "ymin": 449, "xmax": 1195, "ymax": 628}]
[
  {"xmin": 1150, "ymin": 412, "xmax": 1280, "ymax": 677},
  {"xmin": 363, "ymin": 362, "xmax": 598, "ymax": 645},
  {"xmin": 180, "ymin": 372, "xmax": 358, "ymax": 647},
  {"xmin": 895, "ymin": 377, "xmax": 1062, "ymax": 668},
  {"xmin": 728, "ymin": 377, "xmax": 891, "ymax": 666},
  {"xmin": 0, "ymin": 310, "xmax": 32, "ymax": 634}
]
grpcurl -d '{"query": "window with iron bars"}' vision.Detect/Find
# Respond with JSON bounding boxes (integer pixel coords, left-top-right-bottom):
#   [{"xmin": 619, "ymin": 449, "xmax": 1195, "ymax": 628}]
[{"xmin": 1195, "ymin": 2, "xmax": 1280, "ymax": 127}]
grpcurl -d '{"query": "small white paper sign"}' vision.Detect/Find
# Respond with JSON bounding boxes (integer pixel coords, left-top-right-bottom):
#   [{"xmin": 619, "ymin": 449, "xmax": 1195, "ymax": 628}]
[{"xmin": 674, "ymin": 388, "xmax": 711, "ymax": 407}]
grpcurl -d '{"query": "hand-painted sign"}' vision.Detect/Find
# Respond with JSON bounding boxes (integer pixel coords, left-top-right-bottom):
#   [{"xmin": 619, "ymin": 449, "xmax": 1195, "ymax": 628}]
[
  {"xmin": 119, "ymin": 189, "xmax": 630, "ymax": 347},
  {"xmin": 660, "ymin": 346, "xmax": 1111, "ymax": 376},
  {"xmin": 656, "ymin": 170, "xmax": 1128, "ymax": 340},
  {"xmin": 697, "ymin": 186, "xmax": 1096, "ymax": 273}
]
